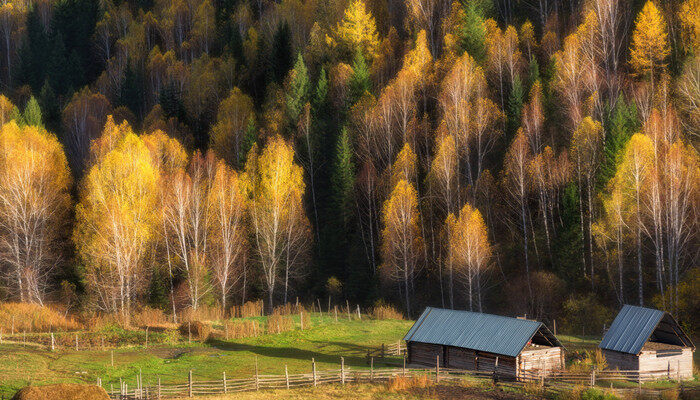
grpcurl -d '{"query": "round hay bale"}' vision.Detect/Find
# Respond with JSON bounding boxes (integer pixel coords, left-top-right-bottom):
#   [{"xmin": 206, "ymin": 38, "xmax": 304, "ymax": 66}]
[{"xmin": 11, "ymin": 383, "xmax": 109, "ymax": 400}]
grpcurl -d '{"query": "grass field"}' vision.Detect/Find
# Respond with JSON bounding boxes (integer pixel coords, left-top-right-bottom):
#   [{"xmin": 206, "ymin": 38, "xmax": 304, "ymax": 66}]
[
  {"xmin": 0, "ymin": 314, "xmax": 412, "ymax": 398},
  {"xmin": 0, "ymin": 314, "xmax": 696, "ymax": 399}
]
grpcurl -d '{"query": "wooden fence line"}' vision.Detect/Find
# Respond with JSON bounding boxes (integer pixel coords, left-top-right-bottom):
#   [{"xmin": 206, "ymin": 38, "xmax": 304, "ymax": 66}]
[{"xmin": 102, "ymin": 358, "xmax": 691, "ymax": 400}]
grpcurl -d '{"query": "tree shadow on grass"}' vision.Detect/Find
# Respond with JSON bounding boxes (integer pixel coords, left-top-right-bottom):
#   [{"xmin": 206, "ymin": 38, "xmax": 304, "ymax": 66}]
[{"xmin": 207, "ymin": 339, "xmax": 399, "ymax": 369}]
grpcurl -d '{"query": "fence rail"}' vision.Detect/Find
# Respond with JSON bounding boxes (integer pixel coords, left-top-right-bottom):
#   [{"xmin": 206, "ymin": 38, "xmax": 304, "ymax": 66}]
[{"xmin": 103, "ymin": 358, "xmax": 694, "ymax": 400}]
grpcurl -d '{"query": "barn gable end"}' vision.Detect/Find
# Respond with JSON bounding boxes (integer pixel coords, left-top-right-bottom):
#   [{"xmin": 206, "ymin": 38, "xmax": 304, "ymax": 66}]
[{"xmin": 599, "ymin": 305, "xmax": 695, "ymax": 380}]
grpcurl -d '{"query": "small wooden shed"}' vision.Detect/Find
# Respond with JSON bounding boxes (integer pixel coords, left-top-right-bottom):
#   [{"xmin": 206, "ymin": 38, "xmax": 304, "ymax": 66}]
[
  {"xmin": 404, "ymin": 307, "xmax": 564, "ymax": 378},
  {"xmin": 599, "ymin": 305, "xmax": 695, "ymax": 380}
]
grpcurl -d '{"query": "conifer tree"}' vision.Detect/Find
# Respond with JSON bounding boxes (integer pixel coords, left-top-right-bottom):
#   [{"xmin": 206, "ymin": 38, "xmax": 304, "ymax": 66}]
[
  {"xmin": 630, "ymin": 1, "xmax": 670, "ymax": 88},
  {"xmin": 349, "ymin": 49, "xmax": 371, "ymax": 105}
]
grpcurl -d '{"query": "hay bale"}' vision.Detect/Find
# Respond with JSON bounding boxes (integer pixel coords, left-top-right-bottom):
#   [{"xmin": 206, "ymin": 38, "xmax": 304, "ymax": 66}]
[
  {"xmin": 11, "ymin": 383, "xmax": 109, "ymax": 400},
  {"xmin": 178, "ymin": 320, "xmax": 211, "ymax": 341}
]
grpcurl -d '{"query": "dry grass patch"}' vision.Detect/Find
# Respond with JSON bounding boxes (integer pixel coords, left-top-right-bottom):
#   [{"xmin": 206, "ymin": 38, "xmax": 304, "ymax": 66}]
[
  {"xmin": 231, "ymin": 300, "xmax": 264, "ymax": 318},
  {"xmin": 385, "ymin": 375, "xmax": 431, "ymax": 392},
  {"xmin": 11, "ymin": 384, "xmax": 109, "ymax": 400},
  {"xmin": 371, "ymin": 305, "xmax": 404, "ymax": 320},
  {"xmin": 0, "ymin": 302, "xmax": 81, "ymax": 333}
]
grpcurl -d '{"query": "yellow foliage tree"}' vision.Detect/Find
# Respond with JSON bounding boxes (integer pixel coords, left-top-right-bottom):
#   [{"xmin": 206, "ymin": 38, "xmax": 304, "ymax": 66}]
[
  {"xmin": 207, "ymin": 160, "xmax": 248, "ymax": 311},
  {"xmin": 0, "ymin": 122, "xmax": 72, "ymax": 304},
  {"xmin": 448, "ymin": 202, "xmax": 491, "ymax": 311},
  {"xmin": 210, "ymin": 87, "xmax": 255, "ymax": 168},
  {"xmin": 335, "ymin": 0, "xmax": 380, "ymax": 60},
  {"xmin": 244, "ymin": 136, "xmax": 309, "ymax": 311},
  {"xmin": 75, "ymin": 119, "xmax": 160, "ymax": 322},
  {"xmin": 678, "ymin": 0, "xmax": 700, "ymax": 53},
  {"xmin": 630, "ymin": 1, "xmax": 670, "ymax": 81},
  {"xmin": 381, "ymin": 179, "xmax": 422, "ymax": 316}
]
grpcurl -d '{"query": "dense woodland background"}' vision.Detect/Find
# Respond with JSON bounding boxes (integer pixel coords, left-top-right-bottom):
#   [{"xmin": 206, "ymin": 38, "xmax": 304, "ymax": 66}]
[{"xmin": 0, "ymin": 0, "xmax": 698, "ymax": 335}]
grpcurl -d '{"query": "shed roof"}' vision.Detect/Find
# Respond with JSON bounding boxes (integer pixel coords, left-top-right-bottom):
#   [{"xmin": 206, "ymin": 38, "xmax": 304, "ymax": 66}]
[
  {"xmin": 403, "ymin": 307, "xmax": 562, "ymax": 358},
  {"xmin": 599, "ymin": 305, "xmax": 695, "ymax": 355}
]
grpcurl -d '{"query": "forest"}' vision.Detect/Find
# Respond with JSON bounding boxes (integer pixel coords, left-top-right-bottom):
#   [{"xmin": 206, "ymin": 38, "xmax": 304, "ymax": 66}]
[{"xmin": 0, "ymin": 0, "xmax": 697, "ymax": 335}]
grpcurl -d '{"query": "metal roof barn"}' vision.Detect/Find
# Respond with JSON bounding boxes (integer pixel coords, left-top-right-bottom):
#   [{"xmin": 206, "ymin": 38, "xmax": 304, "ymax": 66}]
[
  {"xmin": 403, "ymin": 307, "xmax": 561, "ymax": 358},
  {"xmin": 599, "ymin": 305, "xmax": 695, "ymax": 355}
]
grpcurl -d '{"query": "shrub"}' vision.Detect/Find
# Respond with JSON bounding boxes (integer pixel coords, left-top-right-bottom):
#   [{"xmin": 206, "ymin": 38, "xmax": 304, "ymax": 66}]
[
  {"xmin": 562, "ymin": 294, "xmax": 613, "ymax": 336},
  {"xmin": 131, "ymin": 307, "xmax": 169, "ymax": 328},
  {"xmin": 223, "ymin": 320, "xmax": 261, "ymax": 339},
  {"xmin": 523, "ymin": 381, "xmax": 544, "ymax": 396},
  {"xmin": 178, "ymin": 320, "xmax": 211, "ymax": 341},
  {"xmin": 557, "ymin": 387, "xmax": 620, "ymax": 400},
  {"xmin": 0, "ymin": 302, "xmax": 81, "ymax": 333},
  {"xmin": 386, "ymin": 375, "xmax": 430, "ymax": 392},
  {"xmin": 267, "ymin": 314, "xmax": 294, "ymax": 334},
  {"xmin": 230, "ymin": 300, "xmax": 263, "ymax": 318},
  {"xmin": 180, "ymin": 305, "xmax": 222, "ymax": 322},
  {"xmin": 370, "ymin": 304, "xmax": 404, "ymax": 320}
]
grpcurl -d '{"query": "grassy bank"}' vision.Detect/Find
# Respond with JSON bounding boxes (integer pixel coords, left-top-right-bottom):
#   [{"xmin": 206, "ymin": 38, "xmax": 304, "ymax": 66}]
[{"xmin": 0, "ymin": 314, "xmax": 412, "ymax": 397}]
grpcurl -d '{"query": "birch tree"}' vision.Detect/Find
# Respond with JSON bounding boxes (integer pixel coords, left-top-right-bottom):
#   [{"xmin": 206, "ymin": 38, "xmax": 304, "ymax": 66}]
[{"xmin": 0, "ymin": 122, "xmax": 71, "ymax": 304}]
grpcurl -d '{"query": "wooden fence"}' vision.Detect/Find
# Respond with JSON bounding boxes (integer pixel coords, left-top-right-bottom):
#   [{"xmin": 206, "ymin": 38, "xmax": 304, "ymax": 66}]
[
  {"xmin": 103, "ymin": 353, "xmax": 694, "ymax": 400},
  {"xmin": 105, "ymin": 359, "xmax": 436, "ymax": 399}
]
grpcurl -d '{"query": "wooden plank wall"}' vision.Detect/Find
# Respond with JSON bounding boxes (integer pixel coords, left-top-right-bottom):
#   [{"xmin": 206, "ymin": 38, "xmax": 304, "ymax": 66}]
[
  {"xmin": 638, "ymin": 348, "xmax": 693, "ymax": 379},
  {"xmin": 519, "ymin": 347, "xmax": 563, "ymax": 374}
]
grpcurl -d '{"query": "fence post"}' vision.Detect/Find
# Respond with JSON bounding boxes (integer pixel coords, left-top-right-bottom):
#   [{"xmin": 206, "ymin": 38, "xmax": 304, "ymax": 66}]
[
  {"xmin": 145, "ymin": 327, "xmax": 148, "ymax": 349},
  {"xmin": 225, "ymin": 324, "xmax": 229, "ymax": 340},
  {"xmin": 119, "ymin": 378, "xmax": 123, "ymax": 397},
  {"xmin": 51, "ymin": 332, "xmax": 55, "ymax": 351},
  {"xmin": 157, "ymin": 377, "xmax": 161, "ymax": 399},
  {"xmin": 334, "ymin": 306, "xmax": 338, "ymax": 322},
  {"xmin": 23, "ymin": 330, "xmax": 25, "ymax": 346},
  {"xmin": 340, "ymin": 357, "xmax": 345, "ymax": 385},
  {"xmin": 188, "ymin": 370, "xmax": 193, "ymax": 397},
  {"xmin": 75, "ymin": 333, "xmax": 78, "ymax": 351},
  {"xmin": 111, "ymin": 350, "xmax": 114, "ymax": 367},
  {"xmin": 356, "ymin": 305, "xmax": 361, "ymax": 320},
  {"xmin": 101, "ymin": 335, "xmax": 104, "ymax": 350},
  {"xmin": 493, "ymin": 356, "xmax": 499, "ymax": 385},
  {"xmin": 188, "ymin": 322, "xmax": 191, "ymax": 343},
  {"xmin": 300, "ymin": 311, "xmax": 304, "ymax": 330},
  {"xmin": 346, "ymin": 300, "xmax": 350, "ymax": 320},
  {"xmin": 312, "ymin": 357, "xmax": 317, "ymax": 387},
  {"xmin": 139, "ymin": 368, "xmax": 143, "ymax": 398},
  {"xmin": 591, "ymin": 369, "xmax": 595, "ymax": 387},
  {"xmin": 285, "ymin": 364, "xmax": 289, "ymax": 389},
  {"xmin": 370, "ymin": 356, "xmax": 374, "ymax": 382},
  {"xmin": 255, "ymin": 356, "xmax": 259, "ymax": 390},
  {"xmin": 223, "ymin": 371, "xmax": 227, "ymax": 393},
  {"xmin": 317, "ymin": 299, "xmax": 323, "ymax": 317},
  {"xmin": 0, "ymin": 328, "xmax": 3, "ymax": 344},
  {"xmin": 436, "ymin": 355, "xmax": 440, "ymax": 383},
  {"xmin": 403, "ymin": 355, "xmax": 406, "ymax": 376}
]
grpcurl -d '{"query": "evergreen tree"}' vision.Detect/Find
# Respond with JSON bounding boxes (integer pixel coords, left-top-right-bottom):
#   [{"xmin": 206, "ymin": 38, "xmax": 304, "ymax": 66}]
[
  {"xmin": 331, "ymin": 127, "xmax": 355, "ymax": 228},
  {"xmin": 598, "ymin": 96, "xmax": 639, "ymax": 188},
  {"xmin": 270, "ymin": 21, "xmax": 293, "ymax": 83},
  {"xmin": 39, "ymin": 81, "xmax": 60, "ymax": 133},
  {"xmin": 458, "ymin": 1, "xmax": 488, "ymax": 63},
  {"xmin": 285, "ymin": 53, "xmax": 310, "ymax": 127},
  {"xmin": 506, "ymin": 74, "xmax": 524, "ymax": 138},
  {"xmin": 23, "ymin": 97, "xmax": 43, "ymax": 128},
  {"xmin": 120, "ymin": 64, "xmax": 146, "ymax": 120},
  {"xmin": 349, "ymin": 49, "xmax": 371, "ymax": 105}
]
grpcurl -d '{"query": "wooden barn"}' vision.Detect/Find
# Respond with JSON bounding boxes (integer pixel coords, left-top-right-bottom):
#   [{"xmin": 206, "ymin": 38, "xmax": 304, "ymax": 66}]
[
  {"xmin": 599, "ymin": 305, "xmax": 695, "ymax": 380},
  {"xmin": 403, "ymin": 307, "xmax": 564, "ymax": 378}
]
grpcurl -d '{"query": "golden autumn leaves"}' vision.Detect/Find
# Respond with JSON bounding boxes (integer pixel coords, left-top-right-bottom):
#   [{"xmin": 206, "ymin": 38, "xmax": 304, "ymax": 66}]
[
  {"xmin": 68, "ymin": 116, "xmax": 307, "ymax": 321},
  {"xmin": 0, "ymin": 121, "xmax": 71, "ymax": 305}
]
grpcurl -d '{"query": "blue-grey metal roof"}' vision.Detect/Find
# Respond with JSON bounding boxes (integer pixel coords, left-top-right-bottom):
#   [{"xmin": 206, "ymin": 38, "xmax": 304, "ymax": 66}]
[
  {"xmin": 403, "ymin": 307, "xmax": 561, "ymax": 357},
  {"xmin": 599, "ymin": 305, "xmax": 694, "ymax": 355}
]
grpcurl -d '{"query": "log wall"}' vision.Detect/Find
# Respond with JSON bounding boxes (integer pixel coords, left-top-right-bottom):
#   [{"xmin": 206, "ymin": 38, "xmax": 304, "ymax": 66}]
[{"xmin": 408, "ymin": 342, "xmax": 444, "ymax": 366}]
